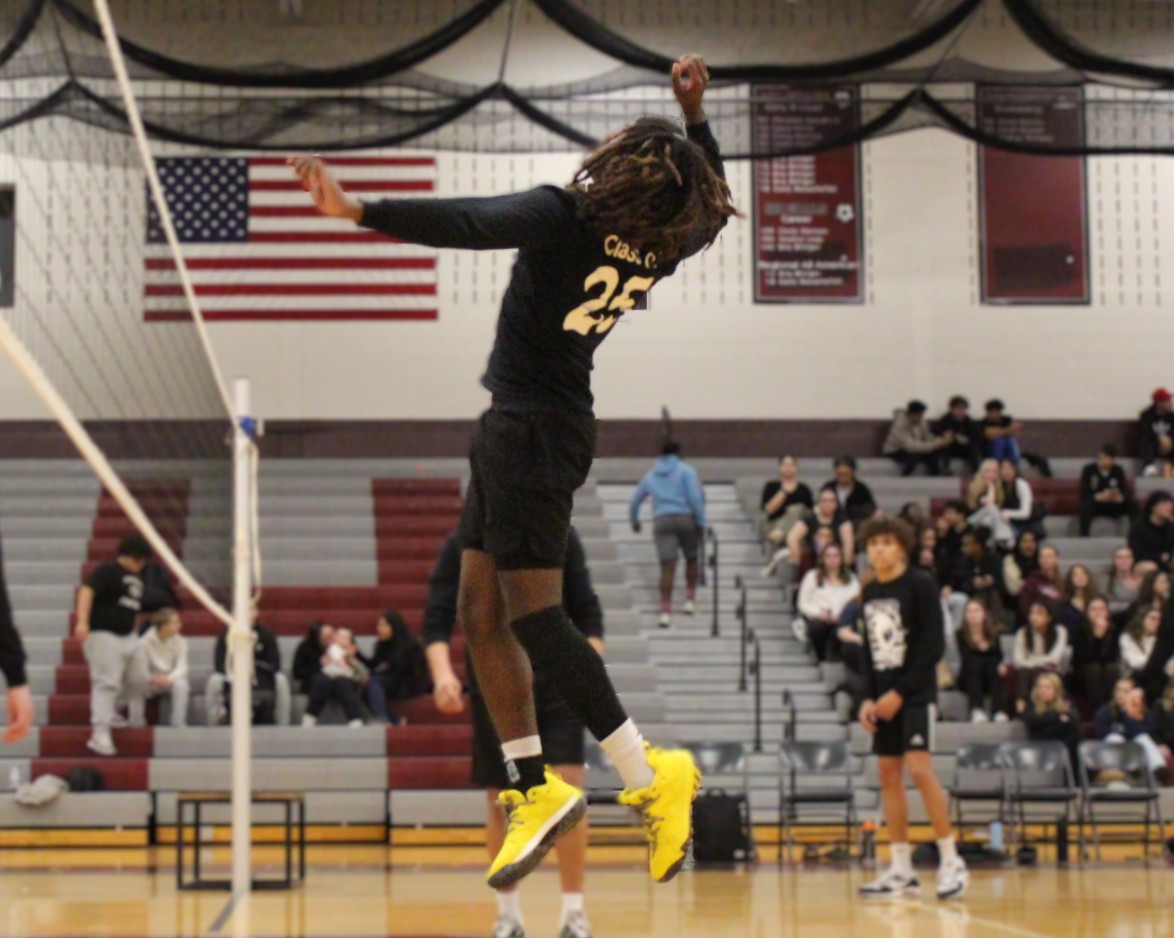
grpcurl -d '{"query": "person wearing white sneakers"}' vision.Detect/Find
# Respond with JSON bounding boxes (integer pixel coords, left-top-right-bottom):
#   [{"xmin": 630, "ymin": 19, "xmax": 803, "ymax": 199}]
[
  {"xmin": 629, "ymin": 441, "xmax": 707, "ymax": 628},
  {"xmin": 856, "ymin": 517, "xmax": 968, "ymax": 901}
]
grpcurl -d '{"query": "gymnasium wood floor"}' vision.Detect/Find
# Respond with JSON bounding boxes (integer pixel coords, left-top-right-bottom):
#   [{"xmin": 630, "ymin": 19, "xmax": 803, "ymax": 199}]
[{"xmin": 0, "ymin": 843, "xmax": 1169, "ymax": 938}]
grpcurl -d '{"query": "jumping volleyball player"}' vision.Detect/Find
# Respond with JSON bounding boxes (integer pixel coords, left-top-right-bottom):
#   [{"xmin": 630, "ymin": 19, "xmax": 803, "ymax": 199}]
[{"xmin": 292, "ymin": 54, "xmax": 734, "ymax": 887}]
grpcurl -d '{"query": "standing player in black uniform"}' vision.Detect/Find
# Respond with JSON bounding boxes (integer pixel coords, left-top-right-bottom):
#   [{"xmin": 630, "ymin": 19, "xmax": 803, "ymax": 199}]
[
  {"xmin": 856, "ymin": 517, "xmax": 968, "ymax": 900},
  {"xmin": 291, "ymin": 54, "xmax": 733, "ymax": 889},
  {"xmin": 424, "ymin": 528, "xmax": 602, "ymax": 938}
]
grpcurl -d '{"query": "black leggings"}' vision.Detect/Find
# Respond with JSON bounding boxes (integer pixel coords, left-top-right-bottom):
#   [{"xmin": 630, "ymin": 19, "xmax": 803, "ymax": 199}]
[
  {"xmin": 306, "ymin": 673, "xmax": 363, "ymax": 721},
  {"xmin": 1076, "ymin": 662, "xmax": 1122, "ymax": 712},
  {"xmin": 960, "ymin": 657, "xmax": 1007, "ymax": 716}
]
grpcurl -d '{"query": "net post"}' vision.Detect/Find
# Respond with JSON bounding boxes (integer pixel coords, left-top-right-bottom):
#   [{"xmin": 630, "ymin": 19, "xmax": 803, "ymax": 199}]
[{"xmin": 231, "ymin": 377, "xmax": 255, "ymax": 898}]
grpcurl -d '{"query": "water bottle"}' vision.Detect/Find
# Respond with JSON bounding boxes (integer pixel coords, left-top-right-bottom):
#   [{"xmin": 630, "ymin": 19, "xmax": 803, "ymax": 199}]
[
  {"xmin": 988, "ymin": 820, "xmax": 1004, "ymax": 852},
  {"xmin": 860, "ymin": 821, "xmax": 877, "ymax": 863},
  {"xmin": 8, "ymin": 766, "xmax": 21, "ymax": 790}
]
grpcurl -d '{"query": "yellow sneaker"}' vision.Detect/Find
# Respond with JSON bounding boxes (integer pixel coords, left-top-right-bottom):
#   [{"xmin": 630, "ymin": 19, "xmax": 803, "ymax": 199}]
[
  {"xmin": 486, "ymin": 768, "xmax": 586, "ymax": 890},
  {"xmin": 618, "ymin": 745, "xmax": 702, "ymax": 883}
]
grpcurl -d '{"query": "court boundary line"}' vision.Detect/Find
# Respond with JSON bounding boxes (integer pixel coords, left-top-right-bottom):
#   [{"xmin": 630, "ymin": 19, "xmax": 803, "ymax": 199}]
[{"xmin": 896, "ymin": 899, "xmax": 1058, "ymax": 938}]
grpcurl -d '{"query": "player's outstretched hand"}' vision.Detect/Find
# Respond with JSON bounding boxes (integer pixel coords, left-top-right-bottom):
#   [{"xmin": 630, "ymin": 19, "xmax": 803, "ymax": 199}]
[
  {"xmin": 672, "ymin": 54, "xmax": 710, "ymax": 123},
  {"xmin": 287, "ymin": 155, "xmax": 362, "ymax": 222},
  {"xmin": 433, "ymin": 673, "xmax": 465, "ymax": 715},
  {"xmin": 859, "ymin": 699, "xmax": 878, "ymax": 734},
  {"xmin": 4, "ymin": 685, "xmax": 33, "ymax": 744}
]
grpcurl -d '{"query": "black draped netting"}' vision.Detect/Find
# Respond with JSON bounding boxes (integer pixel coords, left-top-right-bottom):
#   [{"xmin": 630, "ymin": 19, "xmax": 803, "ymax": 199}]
[{"xmin": 4, "ymin": 0, "xmax": 1174, "ymax": 155}]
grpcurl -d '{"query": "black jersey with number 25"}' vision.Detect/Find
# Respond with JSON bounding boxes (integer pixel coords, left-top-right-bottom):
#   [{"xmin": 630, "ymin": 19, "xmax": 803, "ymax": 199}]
[{"xmin": 359, "ymin": 122, "xmax": 725, "ymax": 414}]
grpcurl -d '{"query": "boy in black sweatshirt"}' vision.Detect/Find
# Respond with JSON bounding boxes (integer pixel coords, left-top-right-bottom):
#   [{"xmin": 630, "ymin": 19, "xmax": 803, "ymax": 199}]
[{"xmin": 858, "ymin": 517, "xmax": 968, "ymax": 901}]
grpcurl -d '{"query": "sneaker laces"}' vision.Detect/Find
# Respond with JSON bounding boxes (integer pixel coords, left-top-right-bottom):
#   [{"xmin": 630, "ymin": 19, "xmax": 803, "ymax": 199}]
[
  {"xmin": 561, "ymin": 910, "xmax": 591, "ymax": 938},
  {"xmin": 498, "ymin": 790, "xmax": 532, "ymax": 838}
]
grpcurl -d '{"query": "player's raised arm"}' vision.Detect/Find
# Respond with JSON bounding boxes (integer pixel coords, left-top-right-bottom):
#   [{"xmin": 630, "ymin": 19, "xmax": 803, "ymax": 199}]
[
  {"xmin": 672, "ymin": 53, "xmax": 710, "ymax": 126},
  {"xmin": 287, "ymin": 155, "xmax": 362, "ymax": 221}
]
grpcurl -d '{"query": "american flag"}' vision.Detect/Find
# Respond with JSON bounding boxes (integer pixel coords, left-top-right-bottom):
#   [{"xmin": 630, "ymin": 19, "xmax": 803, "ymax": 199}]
[{"xmin": 144, "ymin": 156, "xmax": 438, "ymax": 322}]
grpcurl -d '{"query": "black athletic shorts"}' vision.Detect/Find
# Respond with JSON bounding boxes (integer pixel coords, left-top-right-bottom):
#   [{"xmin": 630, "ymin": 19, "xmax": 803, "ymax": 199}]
[
  {"xmin": 872, "ymin": 703, "xmax": 936, "ymax": 758},
  {"xmin": 469, "ymin": 685, "xmax": 586, "ymax": 790},
  {"xmin": 460, "ymin": 407, "xmax": 596, "ymax": 571}
]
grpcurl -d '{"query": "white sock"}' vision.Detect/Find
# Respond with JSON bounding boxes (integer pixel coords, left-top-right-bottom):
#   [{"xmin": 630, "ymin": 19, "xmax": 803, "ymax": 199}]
[
  {"xmin": 561, "ymin": 892, "xmax": 584, "ymax": 923},
  {"xmin": 890, "ymin": 842, "xmax": 913, "ymax": 876},
  {"xmin": 495, "ymin": 889, "xmax": 522, "ymax": 924},
  {"xmin": 937, "ymin": 836, "xmax": 958, "ymax": 866},
  {"xmin": 600, "ymin": 719, "xmax": 654, "ymax": 790},
  {"xmin": 501, "ymin": 735, "xmax": 543, "ymax": 762},
  {"xmin": 301, "ymin": 714, "xmax": 317, "ymax": 727}
]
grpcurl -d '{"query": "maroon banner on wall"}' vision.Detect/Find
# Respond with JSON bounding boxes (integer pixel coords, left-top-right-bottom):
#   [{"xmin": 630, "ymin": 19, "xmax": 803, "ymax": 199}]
[
  {"xmin": 978, "ymin": 86, "xmax": 1089, "ymax": 304},
  {"xmin": 751, "ymin": 85, "xmax": 863, "ymax": 303}
]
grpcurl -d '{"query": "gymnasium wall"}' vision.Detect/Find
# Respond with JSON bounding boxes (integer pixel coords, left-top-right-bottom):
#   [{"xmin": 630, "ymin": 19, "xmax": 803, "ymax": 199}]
[{"xmin": 2, "ymin": 1, "xmax": 1173, "ymax": 427}]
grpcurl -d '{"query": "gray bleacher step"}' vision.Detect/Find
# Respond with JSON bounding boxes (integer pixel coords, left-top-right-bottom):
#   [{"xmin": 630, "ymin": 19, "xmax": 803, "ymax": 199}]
[
  {"xmin": 257, "ymin": 540, "xmax": 379, "ymax": 561},
  {"xmin": 389, "ymin": 790, "xmax": 484, "ymax": 827},
  {"xmin": 655, "ymin": 665, "xmax": 819, "ymax": 684},
  {"xmin": 153, "ymin": 790, "xmax": 387, "ymax": 826},
  {"xmin": 666, "ymin": 691, "xmax": 829, "ymax": 714},
  {"xmin": 4, "ymin": 562, "xmax": 92, "ymax": 586},
  {"xmin": 0, "ymin": 792, "xmax": 152, "ymax": 829},
  {"xmin": 0, "ymin": 495, "xmax": 100, "ymax": 516},
  {"xmin": 9, "ymin": 587, "xmax": 77, "ymax": 613},
  {"xmin": 664, "ymin": 723, "xmax": 846, "ymax": 745},
  {"xmin": 0, "ymin": 518, "xmax": 98, "ymax": 538},
  {"xmin": 150, "ymin": 756, "xmax": 388, "ymax": 791},
  {"xmin": 581, "ymin": 541, "xmax": 618, "ymax": 563},
  {"xmin": 154, "ymin": 726, "xmax": 387, "ymax": 758}
]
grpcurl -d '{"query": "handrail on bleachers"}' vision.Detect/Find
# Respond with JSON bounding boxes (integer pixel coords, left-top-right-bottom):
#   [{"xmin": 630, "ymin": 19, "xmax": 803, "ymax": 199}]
[{"xmin": 734, "ymin": 575, "xmax": 748, "ymax": 692}]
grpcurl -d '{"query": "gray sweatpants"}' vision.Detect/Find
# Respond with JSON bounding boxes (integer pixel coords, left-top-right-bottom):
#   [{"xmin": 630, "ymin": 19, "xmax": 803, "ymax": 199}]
[{"xmin": 84, "ymin": 632, "xmax": 148, "ymax": 731}]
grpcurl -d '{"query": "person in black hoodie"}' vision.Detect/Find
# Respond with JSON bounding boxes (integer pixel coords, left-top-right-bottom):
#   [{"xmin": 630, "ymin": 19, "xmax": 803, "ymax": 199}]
[
  {"xmin": 821, "ymin": 456, "xmax": 877, "ymax": 528},
  {"xmin": 1137, "ymin": 387, "xmax": 1174, "ymax": 476},
  {"xmin": 932, "ymin": 395, "xmax": 981, "ymax": 475},
  {"xmin": 1070, "ymin": 597, "xmax": 1121, "ymax": 713},
  {"xmin": 1128, "ymin": 491, "xmax": 1174, "ymax": 571},
  {"xmin": 1019, "ymin": 672, "xmax": 1082, "ymax": 770},
  {"xmin": 206, "ymin": 606, "xmax": 288, "ymax": 725},
  {"xmin": 0, "ymin": 533, "xmax": 31, "ymax": 744},
  {"xmin": 955, "ymin": 599, "xmax": 1008, "ymax": 722},
  {"xmin": 1149, "ymin": 676, "xmax": 1174, "ymax": 767},
  {"xmin": 1078, "ymin": 444, "xmax": 1135, "ymax": 538},
  {"xmin": 292, "ymin": 622, "xmax": 333, "ymax": 694},
  {"xmin": 360, "ymin": 610, "xmax": 430, "ymax": 724},
  {"xmin": 955, "ymin": 529, "xmax": 1006, "ymax": 626}
]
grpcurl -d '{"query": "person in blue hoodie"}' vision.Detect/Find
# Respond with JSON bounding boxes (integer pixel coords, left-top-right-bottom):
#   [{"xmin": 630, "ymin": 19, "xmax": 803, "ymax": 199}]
[{"xmin": 630, "ymin": 441, "xmax": 707, "ymax": 628}]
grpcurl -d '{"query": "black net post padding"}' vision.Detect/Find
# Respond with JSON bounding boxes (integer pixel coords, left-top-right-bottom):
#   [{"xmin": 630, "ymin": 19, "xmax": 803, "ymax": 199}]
[
  {"xmin": 531, "ymin": 0, "xmax": 987, "ymax": 82},
  {"xmin": 1003, "ymin": 0, "xmax": 1174, "ymax": 89},
  {"xmin": 50, "ymin": 0, "xmax": 511, "ymax": 88},
  {"xmin": 918, "ymin": 90, "xmax": 1174, "ymax": 157},
  {"xmin": 0, "ymin": 0, "xmax": 48, "ymax": 71}
]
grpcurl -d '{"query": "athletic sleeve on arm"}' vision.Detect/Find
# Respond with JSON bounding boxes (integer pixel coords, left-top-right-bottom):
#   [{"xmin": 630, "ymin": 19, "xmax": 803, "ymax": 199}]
[
  {"xmin": 359, "ymin": 186, "xmax": 574, "ymax": 251},
  {"xmin": 422, "ymin": 533, "xmax": 463, "ymax": 647},
  {"xmin": 563, "ymin": 530, "xmax": 604, "ymax": 641},
  {"xmin": 893, "ymin": 574, "xmax": 946, "ymax": 700},
  {"xmin": 686, "ymin": 120, "xmax": 726, "ymax": 181},
  {"xmin": 0, "ymin": 567, "xmax": 26, "ymax": 688}
]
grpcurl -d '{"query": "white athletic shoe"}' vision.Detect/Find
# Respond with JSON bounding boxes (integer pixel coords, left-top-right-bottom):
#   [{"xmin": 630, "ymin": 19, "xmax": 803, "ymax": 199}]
[
  {"xmin": 859, "ymin": 867, "xmax": 921, "ymax": 897},
  {"xmin": 970, "ymin": 709, "xmax": 988, "ymax": 723},
  {"xmin": 683, "ymin": 600, "xmax": 697, "ymax": 616},
  {"xmin": 658, "ymin": 612, "xmax": 672, "ymax": 629},
  {"xmin": 491, "ymin": 915, "xmax": 525, "ymax": 938},
  {"xmin": 760, "ymin": 547, "xmax": 791, "ymax": 578},
  {"xmin": 86, "ymin": 730, "xmax": 117, "ymax": 757},
  {"xmin": 301, "ymin": 714, "xmax": 318, "ymax": 727},
  {"xmin": 347, "ymin": 719, "xmax": 364, "ymax": 728},
  {"xmin": 994, "ymin": 711, "xmax": 1009, "ymax": 723},
  {"xmin": 936, "ymin": 857, "xmax": 969, "ymax": 900},
  {"xmin": 559, "ymin": 911, "xmax": 593, "ymax": 938},
  {"xmin": 791, "ymin": 619, "xmax": 809, "ymax": 643}
]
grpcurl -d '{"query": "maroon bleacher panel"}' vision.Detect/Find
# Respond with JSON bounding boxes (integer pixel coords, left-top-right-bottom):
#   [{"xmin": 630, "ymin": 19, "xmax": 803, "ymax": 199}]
[
  {"xmin": 92, "ymin": 518, "xmax": 187, "ymax": 540},
  {"xmin": 376, "ymin": 561, "xmax": 439, "ymax": 583},
  {"xmin": 96, "ymin": 499, "xmax": 189, "ymax": 521},
  {"xmin": 392, "ymin": 697, "xmax": 472, "ymax": 726},
  {"xmin": 62, "ymin": 640, "xmax": 83, "ymax": 666},
  {"xmin": 48, "ymin": 695, "xmax": 90, "ymax": 726},
  {"xmin": 386, "ymin": 724, "xmax": 473, "ymax": 757},
  {"xmin": 55, "ymin": 666, "xmax": 91, "ymax": 695},
  {"xmin": 376, "ymin": 538, "xmax": 449, "ymax": 561},
  {"xmin": 31, "ymin": 758, "xmax": 148, "ymax": 791},
  {"xmin": 39, "ymin": 727, "xmax": 154, "ymax": 758},
  {"xmin": 372, "ymin": 479, "xmax": 461, "ymax": 497},
  {"xmin": 387, "ymin": 756, "xmax": 474, "ymax": 789}
]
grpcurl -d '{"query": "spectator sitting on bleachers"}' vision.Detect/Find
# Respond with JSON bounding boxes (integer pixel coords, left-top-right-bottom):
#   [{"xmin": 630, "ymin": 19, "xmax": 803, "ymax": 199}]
[
  {"xmin": 1071, "ymin": 597, "xmax": 1121, "ymax": 713},
  {"xmin": 882, "ymin": 400, "xmax": 952, "ymax": 477},
  {"xmin": 1149, "ymin": 676, "xmax": 1174, "ymax": 773},
  {"xmin": 1094, "ymin": 678, "xmax": 1169, "ymax": 782},
  {"xmin": 999, "ymin": 459, "xmax": 1038, "ymax": 539},
  {"xmin": 206, "ymin": 606, "xmax": 288, "ymax": 726},
  {"xmin": 1013, "ymin": 600, "xmax": 1069, "ymax": 707},
  {"xmin": 820, "ymin": 455, "xmax": 876, "ymax": 528},
  {"xmin": 966, "ymin": 460, "xmax": 1013, "ymax": 550},
  {"xmin": 953, "ymin": 529, "xmax": 1006, "ymax": 627},
  {"xmin": 1128, "ymin": 491, "xmax": 1174, "ymax": 571},
  {"xmin": 916, "ymin": 525, "xmax": 951, "ymax": 585},
  {"xmin": 1137, "ymin": 387, "xmax": 1174, "ymax": 478},
  {"xmin": 1106, "ymin": 546, "xmax": 1145, "ymax": 626},
  {"xmin": 302, "ymin": 627, "xmax": 367, "ymax": 727},
  {"xmin": 759, "ymin": 455, "xmax": 813, "ymax": 550},
  {"xmin": 955, "ymin": 599, "xmax": 1009, "ymax": 723},
  {"xmin": 794, "ymin": 543, "xmax": 859, "ymax": 661},
  {"xmin": 130, "ymin": 608, "xmax": 189, "ymax": 728},
  {"xmin": 980, "ymin": 399, "xmax": 1022, "ymax": 466},
  {"xmin": 932, "ymin": 395, "xmax": 981, "ymax": 475},
  {"xmin": 292, "ymin": 621, "xmax": 332, "ymax": 694},
  {"xmin": 899, "ymin": 502, "xmax": 926, "ymax": 530},
  {"xmin": 833, "ymin": 597, "xmax": 867, "ymax": 713},
  {"xmin": 937, "ymin": 499, "xmax": 970, "ymax": 570},
  {"xmin": 1019, "ymin": 671, "xmax": 1082, "ymax": 769},
  {"xmin": 1079, "ymin": 444, "xmax": 1135, "ymax": 538},
  {"xmin": 1134, "ymin": 569, "xmax": 1171, "ymax": 617},
  {"xmin": 75, "ymin": 534, "xmax": 153, "ymax": 757},
  {"xmin": 1121, "ymin": 607, "xmax": 1174, "ymax": 682},
  {"xmin": 358, "ymin": 610, "xmax": 430, "ymax": 724},
  {"xmin": 1017, "ymin": 544, "xmax": 1065, "ymax": 623},
  {"xmin": 780, "ymin": 488, "xmax": 856, "ymax": 575},
  {"xmin": 1002, "ymin": 531, "xmax": 1039, "ymax": 607},
  {"xmin": 1062, "ymin": 564, "xmax": 1102, "ymax": 624}
]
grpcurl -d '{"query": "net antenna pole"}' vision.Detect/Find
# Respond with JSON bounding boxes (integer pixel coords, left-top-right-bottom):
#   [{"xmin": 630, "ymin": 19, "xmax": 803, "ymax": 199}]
[{"xmin": 230, "ymin": 378, "xmax": 256, "ymax": 898}]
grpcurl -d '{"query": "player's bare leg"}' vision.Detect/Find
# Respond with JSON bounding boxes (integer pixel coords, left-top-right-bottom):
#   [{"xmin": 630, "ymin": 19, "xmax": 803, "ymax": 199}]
[{"xmin": 907, "ymin": 750, "xmax": 968, "ymax": 900}]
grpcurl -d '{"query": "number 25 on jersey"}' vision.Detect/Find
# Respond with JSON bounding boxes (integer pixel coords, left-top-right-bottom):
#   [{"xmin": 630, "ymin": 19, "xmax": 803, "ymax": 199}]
[{"xmin": 563, "ymin": 266, "xmax": 655, "ymax": 336}]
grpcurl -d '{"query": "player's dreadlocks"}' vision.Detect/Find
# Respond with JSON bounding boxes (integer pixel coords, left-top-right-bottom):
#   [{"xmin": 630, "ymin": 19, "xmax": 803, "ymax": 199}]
[{"xmin": 569, "ymin": 116, "xmax": 736, "ymax": 266}]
